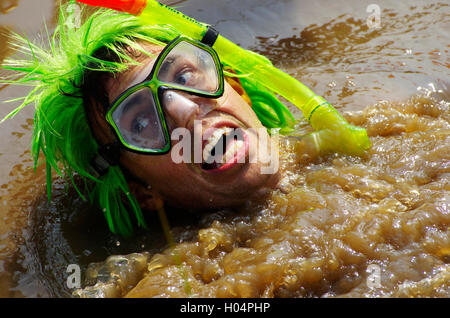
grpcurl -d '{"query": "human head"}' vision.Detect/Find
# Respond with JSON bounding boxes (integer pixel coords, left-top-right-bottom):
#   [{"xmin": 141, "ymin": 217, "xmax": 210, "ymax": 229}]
[{"xmin": 1, "ymin": 5, "xmax": 294, "ymax": 236}]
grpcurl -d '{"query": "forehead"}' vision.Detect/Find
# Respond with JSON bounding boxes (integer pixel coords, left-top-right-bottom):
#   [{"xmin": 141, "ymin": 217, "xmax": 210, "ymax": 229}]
[{"xmin": 105, "ymin": 42, "xmax": 165, "ymax": 103}]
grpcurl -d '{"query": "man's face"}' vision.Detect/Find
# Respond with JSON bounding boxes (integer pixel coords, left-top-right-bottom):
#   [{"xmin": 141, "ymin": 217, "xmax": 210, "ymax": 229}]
[{"xmin": 100, "ymin": 42, "xmax": 280, "ymax": 210}]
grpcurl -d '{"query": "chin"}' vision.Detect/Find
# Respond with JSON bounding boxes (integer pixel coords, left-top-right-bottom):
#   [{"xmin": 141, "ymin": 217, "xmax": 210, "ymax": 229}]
[
  {"xmin": 198, "ymin": 164, "xmax": 281, "ymax": 209},
  {"xmin": 161, "ymin": 164, "xmax": 280, "ymax": 211}
]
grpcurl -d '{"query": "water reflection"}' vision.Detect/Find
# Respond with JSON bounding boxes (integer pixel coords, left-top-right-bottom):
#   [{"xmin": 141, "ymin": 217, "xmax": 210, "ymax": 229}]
[{"xmin": 254, "ymin": 2, "xmax": 449, "ymax": 111}]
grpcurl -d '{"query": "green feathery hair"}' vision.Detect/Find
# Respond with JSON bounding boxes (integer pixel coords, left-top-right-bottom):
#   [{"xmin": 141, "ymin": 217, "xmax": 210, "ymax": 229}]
[{"xmin": 0, "ymin": 3, "xmax": 295, "ymax": 237}]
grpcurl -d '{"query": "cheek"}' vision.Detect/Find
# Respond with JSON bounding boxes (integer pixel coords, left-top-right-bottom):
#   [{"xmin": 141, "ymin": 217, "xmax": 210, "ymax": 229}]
[
  {"xmin": 122, "ymin": 153, "xmax": 209, "ymax": 206},
  {"xmin": 219, "ymin": 83, "xmax": 264, "ymax": 129},
  {"xmin": 121, "ymin": 152, "xmax": 191, "ymax": 185}
]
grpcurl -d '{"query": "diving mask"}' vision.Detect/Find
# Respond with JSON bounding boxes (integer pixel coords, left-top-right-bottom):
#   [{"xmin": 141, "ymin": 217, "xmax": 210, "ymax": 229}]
[{"xmin": 106, "ymin": 35, "xmax": 224, "ymax": 154}]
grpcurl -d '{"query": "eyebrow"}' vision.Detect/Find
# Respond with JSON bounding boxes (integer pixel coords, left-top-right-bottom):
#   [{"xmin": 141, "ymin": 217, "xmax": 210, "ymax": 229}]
[
  {"xmin": 110, "ymin": 60, "xmax": 156, "ymax": 111},
  {"xmin": 120, "ymin": 91, "xmax": 147, "ymax": 115},
  {"xmin": 132, "ymin": 59, "xmax": 157, "ymax": 86},
  {"xmin": 158, "ymin": 54, "xmax": 182, "ymax": 77}
]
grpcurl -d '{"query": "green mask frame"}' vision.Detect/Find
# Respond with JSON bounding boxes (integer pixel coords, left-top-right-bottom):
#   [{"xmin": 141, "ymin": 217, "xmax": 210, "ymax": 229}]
[{"xmin": 106, "ymin": 35, "xmax": 224, "ymax": 154}]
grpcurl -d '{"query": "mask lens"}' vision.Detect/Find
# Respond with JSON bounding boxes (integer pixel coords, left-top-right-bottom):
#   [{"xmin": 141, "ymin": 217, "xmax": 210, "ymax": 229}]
[
  {"xmin": 157, "ymin": 41, "xmax": 219, "ymax": 93},
  {"xmin": 111, "ymin": 88, "xmax": 168, "ymax": 151}
]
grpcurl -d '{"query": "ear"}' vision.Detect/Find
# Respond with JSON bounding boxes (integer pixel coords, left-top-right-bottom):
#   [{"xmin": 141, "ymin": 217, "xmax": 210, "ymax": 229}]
[
  {"xmin": 224, "ymin": 68, "xmax": 252, "ymax": 106},
  {"xmin": 128, "ymin": 180, "xmax": 164, "ymax": 211}
]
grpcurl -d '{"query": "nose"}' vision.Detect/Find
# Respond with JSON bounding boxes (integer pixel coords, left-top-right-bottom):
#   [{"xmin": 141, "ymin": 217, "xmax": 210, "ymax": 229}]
[{"xmin": 162, "ymin": 90, "xmax": 218, "ymax": 128}]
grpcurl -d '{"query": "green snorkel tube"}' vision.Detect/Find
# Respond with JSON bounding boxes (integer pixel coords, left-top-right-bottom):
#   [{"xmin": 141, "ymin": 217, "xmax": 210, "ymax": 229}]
[{"xmin": 76, "ymin": 0, "xmax": 370, "ymax": 156}]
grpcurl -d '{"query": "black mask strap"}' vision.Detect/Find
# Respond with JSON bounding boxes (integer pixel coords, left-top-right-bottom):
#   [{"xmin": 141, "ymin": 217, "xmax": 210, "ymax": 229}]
[
  {"xmin": 90, "ymin": 141, "xmax": 121, "ymax": 177},
  {"xmin": 201, "ymin": 26, "xmax": 219, "ymax": 47}
]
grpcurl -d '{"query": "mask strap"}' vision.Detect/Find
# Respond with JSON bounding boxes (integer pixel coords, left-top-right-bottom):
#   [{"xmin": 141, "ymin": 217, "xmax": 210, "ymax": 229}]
[
  {"xmin": 90, "ymin": 141, "xmax": 121, "ymax": 177},
  {"xmin": 201, "ymin": 26, "xmax": 219, "ymax": 47}
]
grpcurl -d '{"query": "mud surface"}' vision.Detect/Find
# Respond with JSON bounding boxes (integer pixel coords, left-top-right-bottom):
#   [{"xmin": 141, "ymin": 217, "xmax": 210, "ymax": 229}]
[{"xmin": 76, "ymin": 93, "xmax": 449, "ymax": 298}]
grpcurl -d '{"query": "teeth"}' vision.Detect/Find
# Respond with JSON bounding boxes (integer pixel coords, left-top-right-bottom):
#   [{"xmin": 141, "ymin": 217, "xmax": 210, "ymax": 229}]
[
  {"xmin": 202, "ymin": 127, "xmax": 237, "ymax": 163},
  {"xmin": 224, "ymin": 139, "xmax": 244, "ymax": 163},
  {"xmin": 202, "ymin": 127, "xmax": 245, "ymax": 165}
]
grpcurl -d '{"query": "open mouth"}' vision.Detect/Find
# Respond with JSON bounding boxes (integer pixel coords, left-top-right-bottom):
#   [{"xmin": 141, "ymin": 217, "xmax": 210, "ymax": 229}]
[{"xmin": 200, "ymin": 125, "xmax": 248, "ymax": 172}]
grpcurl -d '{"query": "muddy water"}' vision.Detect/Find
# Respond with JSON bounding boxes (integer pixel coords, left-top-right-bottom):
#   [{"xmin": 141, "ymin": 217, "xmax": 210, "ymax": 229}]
[{"xmin": 0, "ymin": 0, "xmax": 449, "ymax": 297}]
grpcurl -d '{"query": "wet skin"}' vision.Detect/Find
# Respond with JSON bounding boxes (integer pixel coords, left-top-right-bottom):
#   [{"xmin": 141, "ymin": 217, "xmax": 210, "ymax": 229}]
[{"xmin": 90, "ymin": 42, "xmax": 281, "ymax": 211}]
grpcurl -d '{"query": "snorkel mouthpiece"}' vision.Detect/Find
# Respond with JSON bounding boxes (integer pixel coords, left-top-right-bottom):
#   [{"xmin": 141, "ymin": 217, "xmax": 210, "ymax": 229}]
[{"xmin": 75, "ymin": 0, "xmax": 371, "ymax": 156}]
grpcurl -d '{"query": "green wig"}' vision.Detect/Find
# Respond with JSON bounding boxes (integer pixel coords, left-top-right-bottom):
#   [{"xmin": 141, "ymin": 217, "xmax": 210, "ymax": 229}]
[{"xmin": 0, "ymin": 4, "xmax": 295, "ymax": 237}]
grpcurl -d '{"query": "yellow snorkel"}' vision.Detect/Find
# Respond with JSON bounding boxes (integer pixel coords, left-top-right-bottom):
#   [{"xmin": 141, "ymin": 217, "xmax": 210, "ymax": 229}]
[{"xmin": 76, "ymin": 0, "xmax": 371, "ymax": 156}]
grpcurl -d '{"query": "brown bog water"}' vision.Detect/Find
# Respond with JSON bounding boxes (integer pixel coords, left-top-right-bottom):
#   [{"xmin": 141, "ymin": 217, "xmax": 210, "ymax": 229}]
[{"xmin": 0, "ymin": 0, "xmax": 449, "ymax": 298}]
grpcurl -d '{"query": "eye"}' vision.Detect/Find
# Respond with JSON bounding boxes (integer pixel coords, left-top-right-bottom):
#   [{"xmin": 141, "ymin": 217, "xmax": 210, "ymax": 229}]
[
  {"xmin": 175, "ymin": 69, "xmax": 194, "ymax": 85},
  {"xmin": 131, "ymin": 113, "xmax": 150, "ymax": 134}
]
